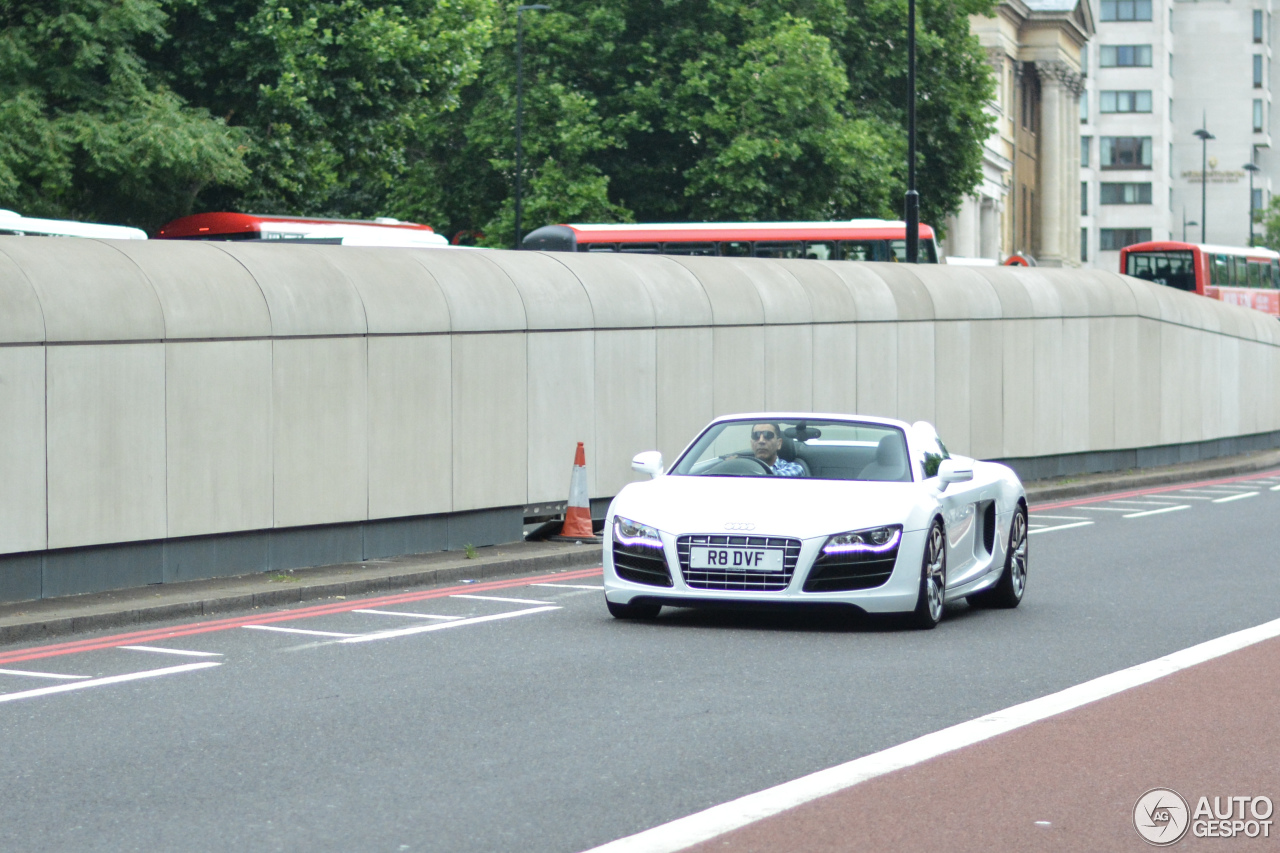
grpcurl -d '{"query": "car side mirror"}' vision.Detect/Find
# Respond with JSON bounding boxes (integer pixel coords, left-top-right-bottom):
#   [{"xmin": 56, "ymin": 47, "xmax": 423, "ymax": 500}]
[
  {"xmin": 631, "ymin": 451, "xmax": 664, "ymax": 479},
  {"xmin": 937, "ymin": 458, "xmax": 973, "ymax": 489}
]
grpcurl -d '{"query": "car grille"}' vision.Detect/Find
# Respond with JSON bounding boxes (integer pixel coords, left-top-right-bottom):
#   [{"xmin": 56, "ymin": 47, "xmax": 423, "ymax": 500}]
[
  {"xmin": 677, "ymin": 535, "xmax": 801, "ymax": 592},
  {"xmin": 612, "ymin": 542, "xmax": 673, "ymax": 587},
  {"xmin": 802, "ymin": 543, "xmax": 900, "ymax": 592}
]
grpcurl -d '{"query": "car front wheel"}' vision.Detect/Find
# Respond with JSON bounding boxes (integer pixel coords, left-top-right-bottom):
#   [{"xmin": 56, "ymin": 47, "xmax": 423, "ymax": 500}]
[{"xmin": 908, "ymin": 520, "xmax": 946, "ymax": 630}]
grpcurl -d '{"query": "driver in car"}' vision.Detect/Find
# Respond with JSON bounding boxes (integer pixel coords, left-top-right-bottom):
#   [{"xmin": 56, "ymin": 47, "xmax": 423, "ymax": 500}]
[{"xmin": 747, "ymin": 423, "xmax": 804, "ymax": 477}]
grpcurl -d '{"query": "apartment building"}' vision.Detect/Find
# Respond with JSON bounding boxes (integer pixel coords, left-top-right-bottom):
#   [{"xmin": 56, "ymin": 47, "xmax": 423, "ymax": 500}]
[{"xmin": 1082, "ymin": 0, "xmax": 1274, "ymax": 272}]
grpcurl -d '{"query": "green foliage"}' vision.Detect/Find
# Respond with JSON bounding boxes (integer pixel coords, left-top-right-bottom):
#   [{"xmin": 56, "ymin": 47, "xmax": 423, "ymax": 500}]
[
  {"xmin": 1259, "ymin": 196, "xmax": 1280, "ymax": 250},
  {"xmin": 0, "ymin": 0, "xmax": 249, "ymax": 230}
]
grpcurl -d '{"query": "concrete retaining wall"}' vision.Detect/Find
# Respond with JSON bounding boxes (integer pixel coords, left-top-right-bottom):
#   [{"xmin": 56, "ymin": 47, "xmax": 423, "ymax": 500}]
[{"xmin": 2, "ymin": 238, "xmax": 1279, "ymax": 601}]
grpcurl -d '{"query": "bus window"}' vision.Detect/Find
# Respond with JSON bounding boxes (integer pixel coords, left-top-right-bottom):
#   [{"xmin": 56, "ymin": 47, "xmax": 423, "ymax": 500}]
[
  {"xmin": 888, "ymin": 239, "xmax": 939, "ymax": 263},
  {"xmin": 839, "ymin": 241, "xmax": 877, "ymax": 261},
  {"xmin": 1248, "ymin": 261, "xmax": 1263, "ymax": 288},
  {"xmin": 754, "ymin": 242, "xmax": 805, "ymax": 258},
  {"xmin": 619, "ymin": 243, "xmax": 661, "ymax": 253},
  {"xmin": 1125, "ymin": 250, "xmax": 1196, "ymax": 291},
  {"xmin": 1272, "ymin": 260, "xmax": 1280, "ymax": 288},
  {"xmin": 1210, "ymin": 254, "xmax": 1227, "ymax": 285},
  {"xmin": 661, "ymin": 242, "xmax": 717, "ymax": 256},
  {"xmin": 805, "ymin": 241, "xmax": 836, "ymax": 260},
  {"xmin": 720, "ymin": 241, "xmax": 753, "ymax": 256},
  {"xmin": 582, "ymin": 243, "xmax": 618, "ymax": 252}
]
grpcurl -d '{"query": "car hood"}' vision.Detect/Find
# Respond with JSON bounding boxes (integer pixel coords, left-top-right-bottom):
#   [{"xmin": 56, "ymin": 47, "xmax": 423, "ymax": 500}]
[{"xmin": 609, "ymin": 475, "xmax": 931, "ymax": 540}]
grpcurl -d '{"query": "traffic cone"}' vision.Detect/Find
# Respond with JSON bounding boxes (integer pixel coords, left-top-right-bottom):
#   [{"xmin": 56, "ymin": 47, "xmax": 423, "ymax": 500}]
[{"xmin": 559, "ymin": 442, "xmax": 596, "ymax": 539}]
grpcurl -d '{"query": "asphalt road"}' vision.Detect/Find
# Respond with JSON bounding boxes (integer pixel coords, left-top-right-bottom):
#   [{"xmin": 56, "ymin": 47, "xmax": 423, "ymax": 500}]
[{"xmin": 1, "ymin": 471, "xmax": 1278, "ymax": 853}]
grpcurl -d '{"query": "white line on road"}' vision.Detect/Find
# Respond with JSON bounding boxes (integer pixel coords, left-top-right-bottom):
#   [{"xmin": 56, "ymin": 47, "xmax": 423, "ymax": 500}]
[
  {"xmin": 1073, "ymin": 506, "xmax": 1136, "ymax": 512},
  {"xmin": 1213, "ymin": 491, "xmax": 1259, "ymax": 503},
  {"xmin": 1123, "ymin": 505, "xmax": 1191, "ymax": 519},
  {"xmin": 580, "ymin": 616, "xmax": 1280, "ymax": 853},
  {"xmin": 353, "ymin": 609, "xmax": 463, "ymax": 620},
  {"xmin": 1105, "ymin": 499, "xmax": 1183, "ymax": 506},
  {"xmin": 0, "ymin": 668, "xmax": 91, "ymax": 680},
  {"xmin": 341, "ymin": 606, "xmax": 560, "ymax": 645},
  {"xmin": 1273, "ymin": 485, "xmax": 1280, "ymax": 491},
  {"xmin": 1027, "ymin": 515, "xmax": 1091, "ymax": 521},
  {"xmin": 1027, "ymin": 521, "xmax": 1094, "ymax": 535},
  {"xmin": 242, "ymin": 625, "xmax": 357, "ymax": 638},
  {"xmin": 532, "ymin": 583, "xmax": 606, "ymax": 590},
  {"xmin": 449, "ymin": 594, "xmax": 555, "ymax": 605},
  {"xmin": 1176, "ymin": 489, "xmax": 1250, "ymax": 495},
  {"xmin": 121, "ymin": 646, "xmax": 222, "ymax": 658},
  {"xmin": 0, "ymin": 662, "xmax": 221, "ymax": 705}
]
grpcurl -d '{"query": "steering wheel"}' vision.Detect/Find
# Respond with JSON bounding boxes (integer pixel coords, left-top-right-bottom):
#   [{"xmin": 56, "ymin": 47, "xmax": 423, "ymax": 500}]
[{"xmin": 716, "ymin": 453, "xmax": 775, "ymax": 476}]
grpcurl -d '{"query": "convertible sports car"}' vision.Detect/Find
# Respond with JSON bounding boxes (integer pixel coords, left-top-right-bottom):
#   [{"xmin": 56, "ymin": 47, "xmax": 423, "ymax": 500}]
[{"xmin": 603, "ymin": 413, "xmax": 1028, "ymax": 629}]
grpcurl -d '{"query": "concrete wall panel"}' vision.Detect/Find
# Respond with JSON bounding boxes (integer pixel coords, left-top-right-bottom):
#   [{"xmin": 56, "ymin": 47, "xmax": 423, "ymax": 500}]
[
  {"xmin": 111, "ymin": 241, "xmax": 271, "ymax": 339},
  {"xmin": 914, "ymin": 266, "xmax": 1001, "ymax": 320},
  {"xmin": 873, "ymin": 264, "xmax": 936, "ymax": 321},
  {"xmin": 631, "ymin": 258, "xmax": 714, "ymax": 327},
  {"xmin": 486, "ymin": 251, "xmax": 593, "ymax": 331},
  {"xmin": 1088, "ymin": 317, "xmax": 1117, "ymax": 451},
  {"xmin": 712, "ymin": 326, "xmax": 766, "ymax": 417},
  {"xmin": 166, "ymin": 341, "xmax": 272, "ymax": 538},
  {"xmin": 273, "ymin": 337, "xmax": 368, "ymax": 527},
  {"xmin": 655, "ymin": 327, "xmax": 714, "ymax": 465},
  {"xmin": 452, "ymin": 333, "xmax": 527, "ymax": 511},
  {"xmin": 778, "ymin": 260, "xmax": 859, "ymax": 323},
  {"xmin": 1001, "ymin": 320, "xmax": 1036, "ymax": 458},
  {"xmin": 968, "ymin": 320, "xmax": 1004, "ymax": 460},
  {"xmin": 417, "ymin": 250, "xmax": 526, "ymax": 333},
  {"xmin": 368, "ymin": 335, "xmax": 453, "ymax": 519},
  {"xmin": 1060, "ymin": 318, "xmax": 1091, "ymax": 454},
  {"xmin": 594, "ymin": 329, "xmax": 657, "ymax": 496},
  {"xmin": 47, "ymin": 343, "xmax": 166, "ymax": 548},
  {"xmin": 0, "ymin": 247, "xmax": 46, "ymax": 342},
  {"xmin": 896, "ymin": 322, "xmax": 936, "ymax": 425},
  {"xmin": 219, "ymin": 245, "xmax": 366, "ymax": 337},
  {"xmin": 812, "ymin": 324, "xmax": 859, "ymax": 415},
  {"xmin": 856, "ymin": 322, "xmax": 898, "ymax": 419},
  {"xmin": 527, "ymin": 331, "xmax": 595, "ymax": 503},
  {"xmin": 324, "ymin": 249, "xmax": 451, "ymax": 335},
  {"xmin": 669, "ymin": 257, "xmax": 764, "ymax": 325},
  {"xmin": 1032, "ymin": 319, "xmax": 1065, "ymax": 456},
  {"xmin": 973, "ymin": 267, "xmax": 1035, "ymax": 318},
  {"xmin": 549, "ymin": 253, "xmax": 656, "ymax": 329},
  {"xmin": 1, "ymin": 238, "xmax": 163, "ymax": 342},
  {"xmin": 763, "ymin": 325, "xmax": 813, "ymax": 411},
  {"xmin": 934, "ymin": 321, "xmax": 972, "ymax": 455},
  {"xmin": 0, "ymin": 346, "xmax": 46, "ymax": 552},
  {"xmin": 826, "ymin": 263, "xmax": 900, "ymax": 321}
]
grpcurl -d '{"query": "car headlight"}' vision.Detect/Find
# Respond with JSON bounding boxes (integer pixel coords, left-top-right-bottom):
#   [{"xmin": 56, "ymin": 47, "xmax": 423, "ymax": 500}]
[
  {"xmin": 614, "ymin": 516, "xmax": 662, "ymax": 548},
  {"xmin": 822, "ymin": 525, "xmax": 902, "ymax": 555}
]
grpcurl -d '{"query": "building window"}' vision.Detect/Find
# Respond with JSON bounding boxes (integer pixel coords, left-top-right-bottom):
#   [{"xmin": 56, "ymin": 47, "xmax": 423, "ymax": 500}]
[
  {"xmin": 1100, "ymin": 45, "xmax": 1152, "ymax": 67},
  {"xmin": 1081, "ymin": 136, "xmax": 1091, "ymax": 167},
  {"xmin": 1255, "ymin": 55, "xmax": 1264, "ymax": 88},
  {"xmin": 1100, "ymin": 228, "xmax": 1153, "ymax": 250},
  {"xmin": 1255, "ymin": 10, "xmax": 1265, "ymax": 43},
  {"xmin": 1081, "ymin": 93, "xmax": 1088, "ymax": 123},
  {"xmin": 1100, "ymin": 183, "xmax": 1153, "ymax": 204},
  {"xmin": 1081, "ymin": 228, "xmax": 1088, "ymax": 262},
  {"xmin": 1101, "ymin": 91, "xmax": 1153, "ymax": 113},
  {"xmin": 1253, "ymin": 188, "xmax": 1264, "ymax": 212},
  {"xmin": 1100, "ymin": 0, "xmax": 1153, "ymax": 21},
  {"xmin": 1255, "ymin": 99, "xmax": 1265, "ymax": 133},
  {"xmin": 1101, "ymin": 136, "xmax": 1153, "ymax": 169},
  {"xmin": 1081, "ymin": 182, "xmax": 1089, "ymax": 214}
]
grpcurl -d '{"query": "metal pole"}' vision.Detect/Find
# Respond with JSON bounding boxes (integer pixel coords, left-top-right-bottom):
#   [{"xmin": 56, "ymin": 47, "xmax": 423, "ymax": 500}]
[
  {"xmin": 904, "ymin": 0, "xmax": 919, "ymax": 263},
  {"xmin": 513, "ymin": 5, "xmax": 549, "ymax": 250},
  {"xmin": 1244, "ymin": 162, "xmax": 1260, "ymax": 246},
  {"xmin": 1201, "ymin": 136, "xmax": 1207, "ymax": 244}
]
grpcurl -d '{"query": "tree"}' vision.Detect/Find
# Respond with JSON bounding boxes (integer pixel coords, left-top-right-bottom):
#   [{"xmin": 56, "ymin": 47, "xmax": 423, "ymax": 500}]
[{"xmin": 0, "ymin": 0, "xmax": 249, "ymax": 231}]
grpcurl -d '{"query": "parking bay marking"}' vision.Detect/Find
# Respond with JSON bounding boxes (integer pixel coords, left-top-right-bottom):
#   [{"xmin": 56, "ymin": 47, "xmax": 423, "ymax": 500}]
[
  {"xmin": 1028, "ymin": 521, "xmax": 1094, "ymax": 535},
  {"xmin": 449, "ymin": 594, "xmax": 555, "ymax": 605},
  {"xmin": 1213, "ymin": 491, "xmax": 1259, "ymax": 503},
  {"xmin": 532, "ymin": 583, "xmax": 605, "ymax": 590},
  {"xmin": 242, "ymin": 625, "xmax": 358, "ymax": 638},
  {"xmin": 353, "ymin": 609, "xmax": 463, "ymax": 621},
  {"xmin": 121, "ymin": 646, "xmax": 222, "ymax": 658},
  {"xmin": 0, "ymin": 668, "xmax": 91, "ymax": 681},
  {"xmin": 0, "ymin": 662, "xmax": 220, "ymax": 705},
  {"xmin": 1123, "ymin": 505, "xmax": 1191, "ymax": 519},
  {"xmin": 340, "ymin": 606, "xmax": 560, "ymax": 645}
]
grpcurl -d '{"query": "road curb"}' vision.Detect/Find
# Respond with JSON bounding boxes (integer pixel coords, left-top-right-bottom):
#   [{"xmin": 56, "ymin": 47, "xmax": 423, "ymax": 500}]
[{"xmin": 1023, "ymin": 449, "xmax": 1280, "ymax": 503}]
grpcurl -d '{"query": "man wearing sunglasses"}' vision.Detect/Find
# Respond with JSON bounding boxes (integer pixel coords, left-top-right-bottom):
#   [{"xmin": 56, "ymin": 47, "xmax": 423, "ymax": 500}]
[{"xmin": 748, "ymin": 422, "xmax": 804, "ymax": 477}]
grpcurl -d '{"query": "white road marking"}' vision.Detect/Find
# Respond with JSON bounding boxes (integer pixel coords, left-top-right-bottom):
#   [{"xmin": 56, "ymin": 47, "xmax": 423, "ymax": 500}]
[
  {"xmin": 1176, "ymin": 489, "xmax": 1250, "ymax": 495},
  {"xmin": 449, "ymin": 594, "xmax": 555, "ymax": 605},
  {"xmin": 0, "ymin": 668, "xmax": 91, "ymax": 681},
  {"xmin": 532, "ymin": 583, "xmax": 605, "ymax": 590},
  {"xmin": 1073, "ymin": 506, "xmax": 1135, "ymax": 512},
  {"xmin": 0, "ymin": 662, "xmax": 220, "ymax": 705},
  {"xmin": 581, "ymin": 616, "xmax": 1280, "ymax": 853},
  {"xmin": 1027, "ymin": 521, "xmax": 1094, "ymax": 535},
  {"xmin": 242, "ymin": 625, "xmax": 357, "ymax": 638},
  {"xmin": 1105, "ymin": 499, "xmax": 1183, "ymax": 506},
  {"xmin": 341, "ymin": 606, "xmax": 560, "ymax": 644},
  {"xmin": 1027, "ymin": 514, "xmax": 1090, "ymax": 521},
  {"xmin": 1123, "ymin": 505, "xmax": 1191, "ymax": 519},
  {"xmin": 1272, "ymin": 484, "xmax": 1280, "ymax": 491},
  {"xmin": 353, "ymin": 609, "xmax": 463, "ymax": 620},
  {"xmin": 121, "ymin": 645, "xmax": 222, "ymax": 658},
  {"xmin": 1213, "ymin": 491, "xmax": 1258, "ymax": 503}
]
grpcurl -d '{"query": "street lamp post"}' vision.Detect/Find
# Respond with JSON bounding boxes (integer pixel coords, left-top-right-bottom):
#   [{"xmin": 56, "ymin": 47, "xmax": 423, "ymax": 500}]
[
  {"xmin": 1244, "ymin": 161, "xmax": 1261, "ymax": 246},
  {"xmin": 1193, "ymin": 126, "xmax": 1214, "ymax": 244},
  {"xmin": 1181, "ymin": 207, "xmax": 1197, "ymax": 242},
  {"xmin": 904, "ymin": 0, "xmax": 919, "ymax": 264},
  {"xmin": 514, "ymin": 4, "xmax": 550, "ymax": 250}
]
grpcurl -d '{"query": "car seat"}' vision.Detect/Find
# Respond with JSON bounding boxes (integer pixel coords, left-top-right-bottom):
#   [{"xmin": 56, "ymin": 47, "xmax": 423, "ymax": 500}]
[
  {"xmin": 857, "ymin": 434, "xmax": 910, "ymax": 481},
  {"xmin": 778, "ymin": 436, "xmax": 811, "ymax": 477}
]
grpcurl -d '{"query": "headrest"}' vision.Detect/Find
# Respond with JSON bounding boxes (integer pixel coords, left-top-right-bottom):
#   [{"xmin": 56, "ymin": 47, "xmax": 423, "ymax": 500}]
[{"xmin": 877, "ymin": 434, "xmax": 905, "ymax": 466}]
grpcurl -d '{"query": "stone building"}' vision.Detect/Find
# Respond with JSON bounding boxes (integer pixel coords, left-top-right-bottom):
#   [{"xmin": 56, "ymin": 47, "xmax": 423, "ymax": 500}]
[{"xmin": 945, "ymin": 0, "xmax": 1094, "ymax": 266}]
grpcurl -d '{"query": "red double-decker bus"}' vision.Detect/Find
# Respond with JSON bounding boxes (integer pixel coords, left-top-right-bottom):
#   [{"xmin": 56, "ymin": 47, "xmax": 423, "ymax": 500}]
[
  {"xmin": 1118, "ymin": 240, "xmax": 1280, "ymax": 318},
  {"xmin": 156, "ymin": 212, "xmax": 449, "ymax": 247},
  {"xmin": 521, "ymin": 219, "xmax": 940, "ymax": 263}
]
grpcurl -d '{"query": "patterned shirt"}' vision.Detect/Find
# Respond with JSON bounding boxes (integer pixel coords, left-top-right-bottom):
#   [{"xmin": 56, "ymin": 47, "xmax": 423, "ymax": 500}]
[{"xmin": 770, "ymin": 458, "xmax": 805, "ymax": 477}]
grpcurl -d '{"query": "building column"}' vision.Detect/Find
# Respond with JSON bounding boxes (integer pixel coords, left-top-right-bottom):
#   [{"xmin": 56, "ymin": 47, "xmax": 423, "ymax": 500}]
[
  {"xmin": 1037, "ymin": 65, "xmax": 1064, "ymax": 265},
  {"xmin": 980, "ymin": 197, "xmax": 1000, "ymax": 260}
]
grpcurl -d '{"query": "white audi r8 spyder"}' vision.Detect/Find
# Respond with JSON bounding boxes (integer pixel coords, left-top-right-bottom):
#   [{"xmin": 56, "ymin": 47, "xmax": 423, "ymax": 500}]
[{"xmin": 603, "ymin": 413, "xmax": 1028, "ymax": 629}]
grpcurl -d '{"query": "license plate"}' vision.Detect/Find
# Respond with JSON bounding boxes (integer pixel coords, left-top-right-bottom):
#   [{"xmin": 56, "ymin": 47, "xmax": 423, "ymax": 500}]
[{"xmin": 689, "ymin": 546, "xmax": 783, "ymax": 573}]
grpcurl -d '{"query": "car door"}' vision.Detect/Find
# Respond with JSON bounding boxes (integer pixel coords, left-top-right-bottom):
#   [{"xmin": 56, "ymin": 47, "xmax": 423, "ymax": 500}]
[{"xmin": 913, "ymin": 424, "xmax": 981, "ymax": 587}]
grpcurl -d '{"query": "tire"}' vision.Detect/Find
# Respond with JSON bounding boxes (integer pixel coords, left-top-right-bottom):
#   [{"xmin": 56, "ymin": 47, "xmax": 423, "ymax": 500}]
[
  {"xmin": 969, "ymin": 505, "xmax": 1028, "ymax": 610},
  {"xmin": 606, "ymin": 599, "xmax": 661, "ymax": 620},
  {"xmin": 908, "ymin": 520, "xmax": 947, "ymax": 630}
]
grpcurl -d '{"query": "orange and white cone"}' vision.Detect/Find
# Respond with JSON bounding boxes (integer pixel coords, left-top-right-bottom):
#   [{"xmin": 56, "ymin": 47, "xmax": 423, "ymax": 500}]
[{"xmin": 560, "ymin": 442, "xmax": 595, "ymax": 539}]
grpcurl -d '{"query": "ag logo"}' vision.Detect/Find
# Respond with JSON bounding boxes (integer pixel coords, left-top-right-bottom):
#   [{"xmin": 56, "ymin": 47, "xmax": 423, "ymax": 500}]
[
  {"xmin": 1135, "ymin": 788, "xmax": 1190, "ymax": 846},
  {"xmin": 723, "ymin": 522, "xmax": 756, "ymax": 531}
]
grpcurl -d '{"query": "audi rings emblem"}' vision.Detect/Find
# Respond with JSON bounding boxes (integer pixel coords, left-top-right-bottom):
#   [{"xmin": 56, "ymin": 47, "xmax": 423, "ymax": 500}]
[{"xmin": 724, "ymin": 522, "xmax": 756, "ymax": 531}]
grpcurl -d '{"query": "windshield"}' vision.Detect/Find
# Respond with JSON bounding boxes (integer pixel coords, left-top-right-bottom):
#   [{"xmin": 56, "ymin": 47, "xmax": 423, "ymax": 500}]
[{"xmin": 670, "ymin": 419, "xmax": 912, "ymax": 482}]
